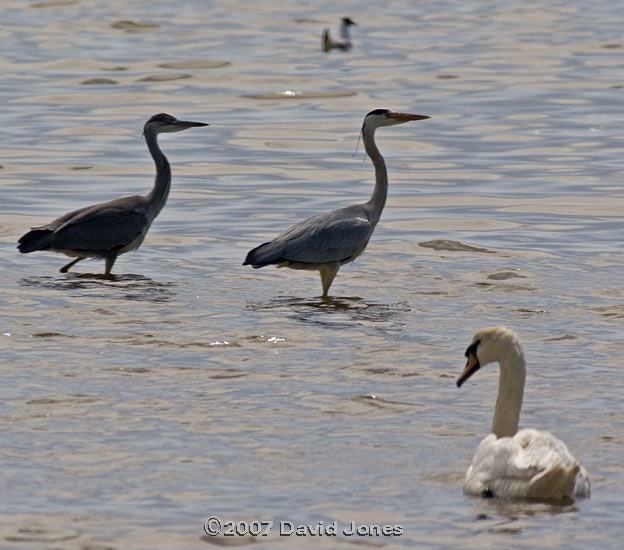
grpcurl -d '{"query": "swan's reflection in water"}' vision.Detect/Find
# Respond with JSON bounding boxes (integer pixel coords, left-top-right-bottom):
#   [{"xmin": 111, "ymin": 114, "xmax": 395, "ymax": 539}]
[
  {"xmin": 20, "ymin": 273, "xmax": 176, "ymax": 303},
  {"xmin": 469, "ymin": 496, "xmax": 578, "ymax": 535}
]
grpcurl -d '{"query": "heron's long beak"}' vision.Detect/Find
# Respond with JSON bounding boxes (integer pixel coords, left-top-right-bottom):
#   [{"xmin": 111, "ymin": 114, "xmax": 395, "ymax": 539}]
[
  {"xmin": 175, "ymin": 120, "xmax": 209, "ymax": 129},
  {"xmin": 457, "ymin": 352, "xmax": 480, "ymax": 388},
  {"xmin": 388, "ymin": 112, "xmax": 430, "ymax": 122}
]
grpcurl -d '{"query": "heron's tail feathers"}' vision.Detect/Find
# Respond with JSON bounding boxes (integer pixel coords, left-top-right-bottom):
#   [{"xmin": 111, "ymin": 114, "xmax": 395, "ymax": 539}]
[
  {"xmin": 243, "ymin": 241, "xmax": 283, "ymax": 268},
  {"xmin": 17, "ymin": 229, "xmax": 54, "ymax": 253}
]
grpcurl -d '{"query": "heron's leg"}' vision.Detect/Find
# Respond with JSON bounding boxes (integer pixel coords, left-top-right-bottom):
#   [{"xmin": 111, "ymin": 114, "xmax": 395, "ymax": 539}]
[
  {"xmin": 319, "ymin": 264, "xmax": 340, "ymax": 297},
  {"xmin": 60, "ymin": 257, "xmax": 83, "ymax": 273},
  {"xmin": 104, "ymin": 253, "xmax": 118, "ymax": 276}
]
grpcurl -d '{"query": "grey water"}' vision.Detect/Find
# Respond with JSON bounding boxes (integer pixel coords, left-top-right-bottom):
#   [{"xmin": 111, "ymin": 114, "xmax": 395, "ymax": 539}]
[{"xmin": 0, "ymin": 0, "xmax": 623, "ymax": 548}]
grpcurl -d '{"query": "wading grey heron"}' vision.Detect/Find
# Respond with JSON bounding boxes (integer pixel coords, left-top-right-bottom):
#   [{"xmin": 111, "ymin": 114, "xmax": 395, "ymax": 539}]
[
  {"xmin": 243, "ymin": 109, "xmax": 430, "ymax": 297},
  {"xmin": 322, "ymin": 17, "xmax": 356, "ymax": 52},
  {"xmin": 17, "ymin": 113, "xmax": 208, "ymax": 276}
]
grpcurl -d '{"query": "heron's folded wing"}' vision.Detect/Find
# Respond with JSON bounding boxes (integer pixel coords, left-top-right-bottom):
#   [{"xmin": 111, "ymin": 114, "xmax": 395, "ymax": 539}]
[
  {"xmin": 278, "ymin": 212, "xmax": 373, "ymax": 264},
  {"xmin": 51, "ymin": 199, "xmax": 150, "ymax": 251}
]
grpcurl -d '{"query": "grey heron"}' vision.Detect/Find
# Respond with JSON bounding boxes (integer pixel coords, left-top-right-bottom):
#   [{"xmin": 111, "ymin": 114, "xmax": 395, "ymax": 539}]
[
  {"xmin": 243, "ymin": 109, "xmax": 430, "ymax": 297},
  {"xmin": 322, "ymin": 17, "xmax": 356, "ymax": 52},
  {"xmin": 17, "ymin": 113, "xmax": 208, "ymax": 276}
]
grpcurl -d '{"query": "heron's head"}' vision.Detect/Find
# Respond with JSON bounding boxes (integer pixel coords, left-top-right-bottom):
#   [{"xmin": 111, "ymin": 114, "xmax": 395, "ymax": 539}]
[
  {"xmin": 361, "ymin": 109, "xmax": 430, "ymax": 132},
  {"xmin": 143, "ymin": 113, "xmax": 208, "ymax": 136},
  {"xmin": 342, "ymin": 17, "xmax": 356, "ymax": 27},
  {"xmin": 457, "ymin": 326, "xmax": 522, "ymax": 387}
]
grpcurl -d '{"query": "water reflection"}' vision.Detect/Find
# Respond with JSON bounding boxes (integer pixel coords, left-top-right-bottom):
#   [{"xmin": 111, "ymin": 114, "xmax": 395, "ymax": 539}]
[
  {"xmin": 321, "ymin": 393, "xmax": 419, "ymax": 418},
  {"xmin": 19, "ymin": 273, "xmax": 175, "ymax": 302},
  {"xmin": 2, "ymin": 523, "xmax": 80, "ymax": 544},
  {"xmin": 247, "ymin": 295, "xmax": 410, "ymax": 329},
  {"xmin": 469, "ymin": 495, "xmax": 578, "ymax": 531},
  {"xmin": 419, "ymin": 240, "xmax": 496, "ymax": 254},
  {"xmin": 243, "ymin": 90, "xmax": 357, "ymax": 100},
  {"xmin": 2, "ymin": 0, "xmax": 622, "ymax": 546}
]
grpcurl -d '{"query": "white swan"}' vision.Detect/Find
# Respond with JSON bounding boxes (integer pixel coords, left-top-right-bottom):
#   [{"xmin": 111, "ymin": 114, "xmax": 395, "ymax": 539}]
[
  {"xmin": 456, "ymin": 326, "xmax": 590, "ymax": 501},
  {"xmin": 321, "ymin": 17, "xmax": 356, "ymax": 52}
]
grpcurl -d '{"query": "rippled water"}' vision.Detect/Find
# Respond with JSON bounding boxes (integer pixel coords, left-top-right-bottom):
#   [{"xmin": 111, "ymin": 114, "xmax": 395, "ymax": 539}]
[{"xmin": 1, "ymin": 1, "xmax": 623, "ymax": 548}]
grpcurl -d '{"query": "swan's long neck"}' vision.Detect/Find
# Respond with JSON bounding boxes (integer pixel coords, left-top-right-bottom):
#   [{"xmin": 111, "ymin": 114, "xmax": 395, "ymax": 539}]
[
  {"xmin": 363, "ymin": 125, "xmax": 387, "ymax": 227},
  {"xmin": 492, "ymin": 344, "xmax": 526, "ymax": 438},
  {"xmin": 144, "ymin": 127, "xmax": 171, "ymax": 220}
]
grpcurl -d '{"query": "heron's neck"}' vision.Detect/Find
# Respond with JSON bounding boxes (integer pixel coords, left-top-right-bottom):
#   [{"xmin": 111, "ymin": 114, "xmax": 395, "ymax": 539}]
[
  {"xmin": 363, "ymin": 125, "xmax": 387, "ymax": 227},
  {"xmin": 144, "ymin": 128, "xmax": 171, "ymax": 218},
  {"xmin": 492, "ymin": 346, "xmax": 526, "ymax": 438},
  {"xmin": 340, "ymin": 22, "xmax": 351, "ymax": 41}
]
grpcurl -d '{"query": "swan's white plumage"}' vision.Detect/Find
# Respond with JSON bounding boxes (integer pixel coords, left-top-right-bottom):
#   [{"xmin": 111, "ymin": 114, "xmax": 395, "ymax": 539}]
[
  {"xmin": 465, "ymin": 429, "xmax": 590, "ymax": 500},
  {"xmin": 458, "ymin": 326, "xmax": 590, "ymax": 501}
]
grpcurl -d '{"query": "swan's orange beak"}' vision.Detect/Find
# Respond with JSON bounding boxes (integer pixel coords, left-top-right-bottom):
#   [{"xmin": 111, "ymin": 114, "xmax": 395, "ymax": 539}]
[
  {"xmin": 457, "ymin": 352, "xmax": 480, "ymax": 388},
  {"xmin": 388, "ymin": 112, "xmax": 430, "ymax": 122}
]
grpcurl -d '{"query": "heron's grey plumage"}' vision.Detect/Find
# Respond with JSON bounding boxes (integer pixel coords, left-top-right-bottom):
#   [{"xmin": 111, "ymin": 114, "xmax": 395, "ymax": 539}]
[
  {"xmin": 244, "ymin": 109, "xmax": 430, "ymax": 297},
  {"xmin": 246, "ymin": 205, "xmax": 372, "ymax": 267},
  {"xmin": 17, "ymin": 113, "xmax": 208, "ymax": 275}
]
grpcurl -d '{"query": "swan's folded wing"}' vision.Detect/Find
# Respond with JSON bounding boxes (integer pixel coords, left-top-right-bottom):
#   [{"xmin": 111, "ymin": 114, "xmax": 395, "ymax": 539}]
[
  {"xmin": 514, "ymin": 429, "xmax": 571, "ymax": 464},
  {"xmin": 514, "ymin": 429, "xmax": 590, "ymax": 499},
  {"xmin": 464, "ymin": 433, "xmax": 540, "ymax": 498},
  {"xmin": 464, "ymin": 429, "xmax": 588, "ymax": 500}
]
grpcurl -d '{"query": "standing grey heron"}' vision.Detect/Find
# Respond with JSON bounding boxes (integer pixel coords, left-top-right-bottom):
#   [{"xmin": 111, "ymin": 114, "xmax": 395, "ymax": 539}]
[
  {"xmin": 321, "ymin": 17, "xmax": 356, "ymax": 52},
  {"xmin": 243, "ymin": 109, "xmax": 430, "ymax": 297},
  {"xmin": 17, "ymin": 113, "xmax": 208, "ymax": 276}
]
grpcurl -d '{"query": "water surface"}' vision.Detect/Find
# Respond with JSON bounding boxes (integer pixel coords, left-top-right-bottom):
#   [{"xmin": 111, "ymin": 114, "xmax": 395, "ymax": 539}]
[{"xmin": 1, "ymin": 1, "xmax": 623, "ymax": 548}]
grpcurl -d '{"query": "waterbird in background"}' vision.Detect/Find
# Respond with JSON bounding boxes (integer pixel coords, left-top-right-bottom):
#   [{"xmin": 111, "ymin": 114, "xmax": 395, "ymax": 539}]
[
  {"xmin": 322, "ymin": 17, "xmax": 356, "ymax": 52},
  {"xmin": 243, "ymin": 109, "xmax": 430, "ymax": 298},
  {"xmin": 17, "ymin": 113, "xmax": 208, "ymax": 276},
  {"xmin": 457, "ymin": 326, "xmax": 590, "ymax": 501}
]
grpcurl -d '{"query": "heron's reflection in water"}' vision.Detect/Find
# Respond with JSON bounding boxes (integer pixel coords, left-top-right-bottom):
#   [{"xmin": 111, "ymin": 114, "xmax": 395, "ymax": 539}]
[
  {"xmin": 247, "ymin": 294, "xmax": 410, "ymax": 329},
  {"xmin": 20, "ymin": 273, "xmax": 176, "ymax": 303}
]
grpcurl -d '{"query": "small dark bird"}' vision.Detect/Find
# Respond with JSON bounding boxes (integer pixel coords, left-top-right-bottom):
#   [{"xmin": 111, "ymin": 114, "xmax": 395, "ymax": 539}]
[
  {"xmin": 322, "ymin": 17, "xmax": 356, "ymax": 52},
  {"xmin": 243, "ymin": 109, "xmax": 430, "ymax": 297},
  {"xmin": 17, "ymin": 113, "xmax": 208, "ymax": 276}
]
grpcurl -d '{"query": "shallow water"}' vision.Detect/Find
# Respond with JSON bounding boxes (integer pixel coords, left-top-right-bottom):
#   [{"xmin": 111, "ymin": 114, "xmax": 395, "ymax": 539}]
[{"xmin": 1, "ymin": 0, "xmax": 623, "ymax": 548}]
